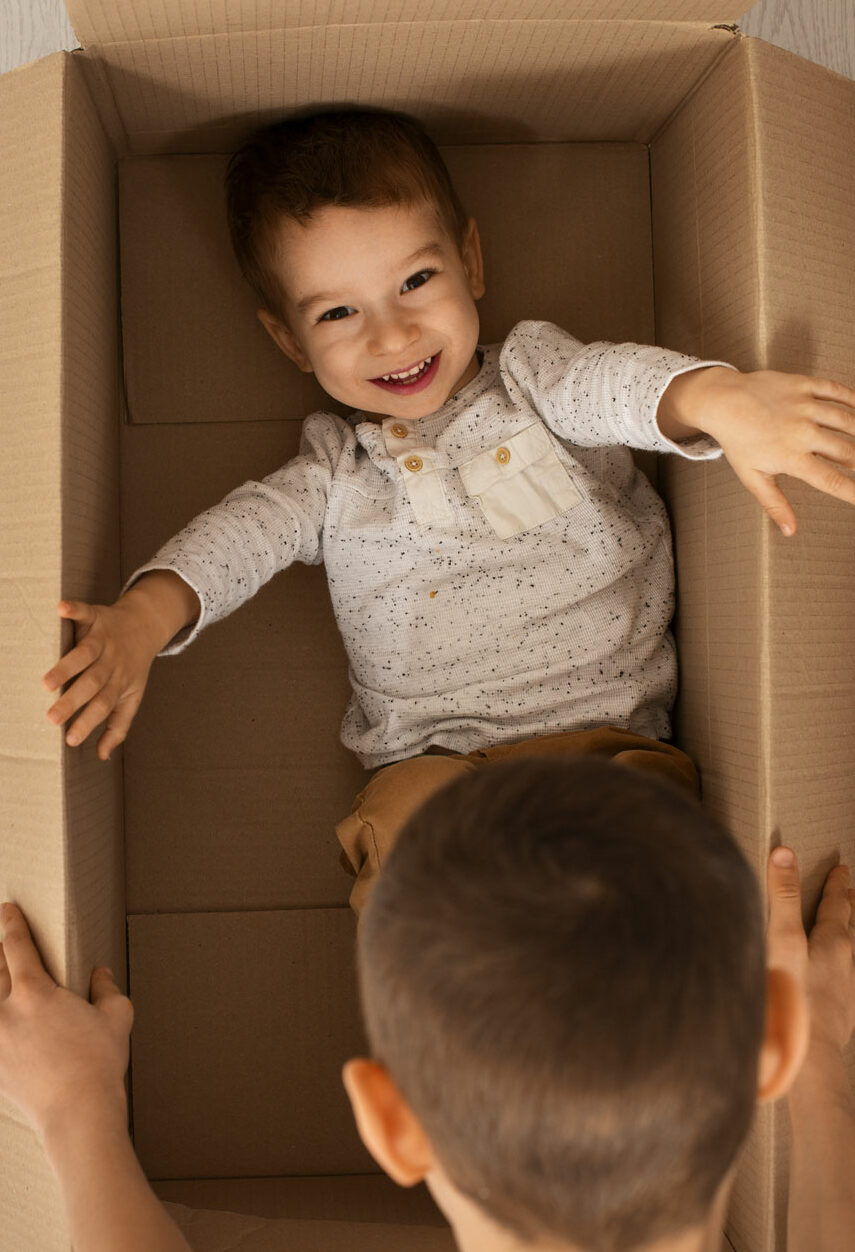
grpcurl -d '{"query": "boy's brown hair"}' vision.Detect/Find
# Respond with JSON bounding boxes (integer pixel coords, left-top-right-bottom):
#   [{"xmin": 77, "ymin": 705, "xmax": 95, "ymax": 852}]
[
  {"xmin": 358, "ymin": 758, "xmax": 766, "ymax": 1252},
  {"xmin": 225, "ymin": 108, "xmax": 469, "ymax": 320}
]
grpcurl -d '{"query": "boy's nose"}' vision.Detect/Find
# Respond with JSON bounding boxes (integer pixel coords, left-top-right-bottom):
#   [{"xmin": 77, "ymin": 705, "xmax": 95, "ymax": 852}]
[{"xmin": 366, "ymin": 310, "xmax": 419, "ymax": 359}]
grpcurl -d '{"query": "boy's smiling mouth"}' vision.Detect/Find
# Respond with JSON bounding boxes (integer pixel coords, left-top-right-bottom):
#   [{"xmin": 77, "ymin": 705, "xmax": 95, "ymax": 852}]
[{"xmin": 370, "ymin": 352, "xmax": 441, "ymax": 395}]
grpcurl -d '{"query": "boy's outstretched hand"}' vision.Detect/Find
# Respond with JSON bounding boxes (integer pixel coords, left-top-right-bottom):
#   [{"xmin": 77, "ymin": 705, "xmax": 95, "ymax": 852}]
[
  {"xmin": 658, "ymin": 367, "xmax": 855, "ymax": 536},
  {"xmin": 42, "ymin": 570, "xmax": 200, "ymax": 760}
]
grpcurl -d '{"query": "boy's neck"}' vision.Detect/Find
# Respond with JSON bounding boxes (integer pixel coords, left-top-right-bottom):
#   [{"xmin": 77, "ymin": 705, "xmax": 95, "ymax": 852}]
[{"xmin": 435, "ymin": 1169, "xmax": 733, "ymax": 1252}]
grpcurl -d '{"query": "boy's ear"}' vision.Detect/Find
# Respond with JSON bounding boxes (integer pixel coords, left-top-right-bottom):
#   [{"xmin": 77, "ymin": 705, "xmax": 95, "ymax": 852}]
[
  {"xmin": 342, "ymin": 1059, "xmax": 436, "ymax": 1186},
  {"xmin": 756, "ymin": 966, "xmax": 810, "ymax": 1103},
  {"xmin": 257, "ymin": 310, "xmax": 314, "ymax": 373},
  {"xmin": 461, "ymin": 218, "xmax": 486, "ymax": 301}
]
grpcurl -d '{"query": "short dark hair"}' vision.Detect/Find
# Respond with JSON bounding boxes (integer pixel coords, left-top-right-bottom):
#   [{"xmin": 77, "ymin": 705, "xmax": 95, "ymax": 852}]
[
  {"xmin": 358, "ymin": 758, "xmax": 765, "ymax": 1251},
  {"xmin": 225, "ymin": 108, "xmax": 469, "ymax": 319}
]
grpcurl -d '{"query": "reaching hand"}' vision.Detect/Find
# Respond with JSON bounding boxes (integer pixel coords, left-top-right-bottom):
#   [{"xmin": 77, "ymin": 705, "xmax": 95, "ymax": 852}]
[
  {"xmin": 766, "ymin": 847, "xmax": 855, "ymax": 1053},
  {"xmin": 0, "ymin": 903, "xmax": 132, "ymax": 1144},
  {"xmin": 42, "ymin": 571, "xmax": 200, "ymax": 761},
  {"xmin": 42, "ymin": 599, "xmax": 160, "ymax": 760},
  {"xmin": 660, "ymin": 367, "xmax": 855, "ymax": 536}
]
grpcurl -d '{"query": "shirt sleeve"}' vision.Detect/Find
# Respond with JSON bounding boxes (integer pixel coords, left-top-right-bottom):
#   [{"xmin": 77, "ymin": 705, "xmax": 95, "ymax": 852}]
[
  {"xmin": 123, "ymin": 413, "xmax": 346, "ymax": 654},
  {"xmin": 498, "ymin": 320, "xmax": 734, "ymax": 459}
]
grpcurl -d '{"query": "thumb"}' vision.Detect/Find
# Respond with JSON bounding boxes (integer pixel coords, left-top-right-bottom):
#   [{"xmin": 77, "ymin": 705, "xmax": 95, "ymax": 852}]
[
  {"xmin": 766, "ymin": 847, "xmax": 807, "ymax": 980},
  {"xmin": 741, "ymin": 469, "xmax": 797, "ymax": 537},
  {"xmin": 90, "ymin": 968, "xmax": 134, "ymax": 1032},
  {"xmin": 58, "ymin": 600, "xmax": 97, "ymax": 639}
]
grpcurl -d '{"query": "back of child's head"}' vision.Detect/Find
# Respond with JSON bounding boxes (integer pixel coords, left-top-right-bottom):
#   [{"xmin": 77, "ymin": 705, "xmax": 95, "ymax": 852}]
[
  {"xmin": 358, "ymin": 758, "xmax": 766, "ymax": 1252},
  {"xmin": 225, "ymin": 107, "xmax": 468, "ymax": 319}
]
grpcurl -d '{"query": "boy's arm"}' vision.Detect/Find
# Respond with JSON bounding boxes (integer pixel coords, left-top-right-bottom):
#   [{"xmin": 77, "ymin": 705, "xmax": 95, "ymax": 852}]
[
  {"xmin": 657, "ymin": 365, "xmax": 855, "ymax": 535},
  {"xmin": 43, "ymin": 413, "xmax": 343, "ymax": 759},
  {"xmin": 0, "ymin": 903, "xmax": 192, "ymax": 1252},
  {"xmin": 765, "ymin": 850, "xmax": 855, "ymax": 1252}
]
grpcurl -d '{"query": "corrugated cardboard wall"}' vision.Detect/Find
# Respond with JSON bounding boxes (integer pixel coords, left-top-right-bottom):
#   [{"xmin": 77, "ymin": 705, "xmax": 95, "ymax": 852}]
[
  {"xmin": 654, "ymin": 36, "xmax": 855, "ymax": 1252},
  {"xmin": 60, "ymin": 47, "xmax": 125, "ymax": 1010},
  {"xmin": 652, "ymin": 41, "xmax": 768, "ymax": 863},
  {"xmin": 0, "ymin": 50, "xmax": 119, "ymax": 1252},
  {"xmin": 652, "ymin": 48, "xmax": 772, "ymax": 1250},
  {"xmin": 746, "ymin": 37, "xmax": 855, "ymax": 1252}
]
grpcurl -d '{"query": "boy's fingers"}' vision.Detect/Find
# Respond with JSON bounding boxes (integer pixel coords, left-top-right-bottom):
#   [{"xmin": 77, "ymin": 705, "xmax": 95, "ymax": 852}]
[
  {"xmin": 798, "ymin": 455, "xmax": 855, "ymax": 509},
  {"xmin": 47, "ymin": 665, "xmax": 109, "ymax": 726},
  {"xmin": 0, "ymin": 904, "xmax": 54, "ymax": 989},
  {"xmin": 62, "ymin": 682, "xmax": 126, "ymax": 748},
  {"xmin": 811, "ymin": 427, "xmax": 855, "ymax": 472},
  {"xmin": 57, "ymin": 600, "xmax": 95, "ymax": 624},
  {"xmin": 768, "ymin": 845, "xmax": 802, "ymax": 903},
  {"xmin": 810, "ymin": 400, "xmax": 855, "ymax": 437},
  {"xmin": 766, "ymin": 848, "xmax": 806, "ymax": 974},
  {"xmin": 808, "ymin": 376, "xmax": 855, "ymax": 410},
  {"xmin": 743, "ymin": 471, "xmax": 797, "ymax": 537},
  {"xmin": 0, "ymin": 941, "xmax": 10, "ymax": 1000},
  {"xmin": 44, "ymin": 645, "xmax": 94, "ymax": 692},
  {"xmin": 44, "ymin": 630, "xmax": 105, "ymax": 693},
  {"xmin": 90, "ymin": 969, "xmax": 134, "ymax": 1043},
  {"xmin": 96, "ymin": 707, "xmax": 137, "ymax": 762},
  {"xmin": 92, "ymin": 691, "xmax": 142, "ymax": 760},
  {"xmin": 814, "ymin": 864, "xmax": 852, "ymax": 930}
]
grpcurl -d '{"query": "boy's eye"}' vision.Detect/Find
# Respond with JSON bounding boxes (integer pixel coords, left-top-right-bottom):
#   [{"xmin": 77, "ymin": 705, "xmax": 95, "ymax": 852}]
[
  {"xmin": 401, "ymin": 269, "xmax": 435, "ymax": 293},
  {"xmin": 318, "ymin": 305, "xmax": 355, "ymax": 322}
]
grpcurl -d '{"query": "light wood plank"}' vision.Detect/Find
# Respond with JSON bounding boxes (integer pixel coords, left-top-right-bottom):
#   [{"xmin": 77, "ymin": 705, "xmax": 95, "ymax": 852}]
[
  {"xmin": 0, "ymin": 0, "xmax": 79, "ymax": 75},
  {"xmin": 739, "ymin": 0, "xmax": 855, "ymax": 80}
]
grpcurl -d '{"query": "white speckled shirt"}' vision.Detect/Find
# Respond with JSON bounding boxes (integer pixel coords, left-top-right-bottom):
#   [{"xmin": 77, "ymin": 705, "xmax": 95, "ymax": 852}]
[{"xmin": 132, "ymin": 321, "xmax": 726, "ymax": 769}]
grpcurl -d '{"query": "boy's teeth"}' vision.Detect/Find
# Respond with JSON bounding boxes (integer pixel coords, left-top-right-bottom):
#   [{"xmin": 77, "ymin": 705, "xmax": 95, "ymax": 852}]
[{"xmin": 382, "ymin": 356, "xmax": 432, "ymax": 382}]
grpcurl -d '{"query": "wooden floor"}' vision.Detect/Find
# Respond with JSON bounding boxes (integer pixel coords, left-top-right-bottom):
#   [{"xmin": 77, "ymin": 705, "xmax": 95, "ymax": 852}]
[{"xmin": 0, "ymin": 0, "xmax": 853, "ymax": 79}]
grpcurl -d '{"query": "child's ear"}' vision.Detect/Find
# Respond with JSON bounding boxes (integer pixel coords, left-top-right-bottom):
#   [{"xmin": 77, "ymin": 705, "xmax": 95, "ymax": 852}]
[
  {"xmin": 342, "ymin": 1059, "xmax": 435, "ymax": 1186},
  {"xmin": 461, "ymin": 218, "xmax": 486, "ymax": 301},
  {"xmin": 756, "ymin": 966, "xmax": 810, "ymax": 1103},
  {"xmin": 257, "ymin": 309, "xmax": 314, "ymax": 373}
]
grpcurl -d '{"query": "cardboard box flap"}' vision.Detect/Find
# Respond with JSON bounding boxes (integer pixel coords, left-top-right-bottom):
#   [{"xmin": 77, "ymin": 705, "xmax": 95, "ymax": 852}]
[
  {"xmin": 66, "ymin": 1, "xmax": 746, "ymax": 48},
  {"xmin": 74, "ymin": 20, "xmax": 737, "ymax": 156}
]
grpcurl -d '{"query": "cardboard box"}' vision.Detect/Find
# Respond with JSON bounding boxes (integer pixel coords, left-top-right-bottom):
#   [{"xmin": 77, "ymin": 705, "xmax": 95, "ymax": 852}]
[{"xmin": 1, "ymin": 2, "xmax": 854, "ymax": 1248}]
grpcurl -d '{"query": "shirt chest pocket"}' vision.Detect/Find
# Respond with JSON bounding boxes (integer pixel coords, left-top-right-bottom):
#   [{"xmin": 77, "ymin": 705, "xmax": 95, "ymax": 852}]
[{"xmin": 458, "ymin": 424, "xmax": 583, "ymax": 539}]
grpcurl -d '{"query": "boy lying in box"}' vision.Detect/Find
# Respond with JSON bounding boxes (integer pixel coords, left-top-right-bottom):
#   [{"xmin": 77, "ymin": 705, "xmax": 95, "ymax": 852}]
[
  {"xmin": 44, "ymin": 110, "xmax": 855, "ymax": 911},
  {"xmin": 1, "ymin": 760, "xmax": 854, "ymax": 1251}
]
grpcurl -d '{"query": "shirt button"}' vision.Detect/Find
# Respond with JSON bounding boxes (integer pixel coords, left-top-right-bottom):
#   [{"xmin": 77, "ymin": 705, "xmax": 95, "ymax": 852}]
[
  {"xmin": 391, "ymin": 423, "xmax": 408, "ymax": 438},
  {"xmin": 496, "ymin": 446, "xmax": 511, "ymax": 465},
  {"xmin": 404, "ymin": 455, "xmax": 423, "ymax": 473}
]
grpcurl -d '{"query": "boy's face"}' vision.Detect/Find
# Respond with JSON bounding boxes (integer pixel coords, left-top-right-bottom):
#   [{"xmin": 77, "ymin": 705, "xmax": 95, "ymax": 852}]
[{"xmin": 260, "ymin": 201, "xmax": 485, "ymax": 422}]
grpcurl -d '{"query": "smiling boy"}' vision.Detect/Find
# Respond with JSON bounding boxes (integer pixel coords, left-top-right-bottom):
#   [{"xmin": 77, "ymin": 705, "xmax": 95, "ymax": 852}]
[{"xmin": 43, "ymin": 109, "xmax": 855, "ymax": 908}]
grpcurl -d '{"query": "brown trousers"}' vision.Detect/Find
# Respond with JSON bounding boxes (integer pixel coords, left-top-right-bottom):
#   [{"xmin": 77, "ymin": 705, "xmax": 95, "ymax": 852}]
[{"xmin": 336, "ymin": 727, "xmax": 698, "ymax": 914}]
